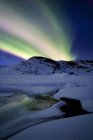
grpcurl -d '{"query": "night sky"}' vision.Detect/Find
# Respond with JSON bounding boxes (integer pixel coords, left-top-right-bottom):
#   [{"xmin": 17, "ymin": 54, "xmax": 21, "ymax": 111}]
[{"xmin": 0, "ymin": 0, "xmax": 93, "ymax": 65}]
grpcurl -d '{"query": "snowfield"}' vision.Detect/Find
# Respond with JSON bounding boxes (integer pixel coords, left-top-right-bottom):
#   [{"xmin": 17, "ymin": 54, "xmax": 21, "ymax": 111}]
[
  {"xmin": 0, "ymin": 57, "xmax": 93, "ymax": 140},
  {"xmin": 8, "ymin": 114, "xmax": 93, "ymax": 140}
]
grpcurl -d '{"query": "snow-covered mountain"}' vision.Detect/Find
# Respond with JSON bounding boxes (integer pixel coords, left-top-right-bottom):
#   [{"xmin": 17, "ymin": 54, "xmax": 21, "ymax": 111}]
[
  {"xmin": 0, "ymin": 56, "xmax": 93, "ymax": 140},
  {"xmin": 1, "ymin": 56, "xmax": 93, "ymax": 75},
  {"xmin": 58, "ymin": 60, "xmax": 93, "ymax": 75},
  {"xmin": 12, "ymin": 56, "xmax": 62, "ymax": 75}
]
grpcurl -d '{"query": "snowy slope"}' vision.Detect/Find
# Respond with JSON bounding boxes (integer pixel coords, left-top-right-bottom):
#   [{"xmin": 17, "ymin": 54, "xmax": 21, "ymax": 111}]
[
  {"xmin": 1, "ymin": 56, "xmax": 93, "ymax": 75},
  {"xmin": 11, "ymin": 57, "xmax": 62, "ymax": 75},
  {"xmin": 8, "ymin": 114, "xmax": 93, "ymax": 140}
]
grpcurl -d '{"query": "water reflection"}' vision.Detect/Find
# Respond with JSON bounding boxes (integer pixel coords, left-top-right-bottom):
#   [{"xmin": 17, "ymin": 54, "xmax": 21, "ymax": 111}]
[
  {"xmin": 0, "ymin": 92, "xmax": 91, "ymax": 140},
  {"xmin": 24, "ymin": 94, "xmax": 58, "ymax": 111},
  {"xmin": 0, "ymin": 93, "xmax": 58, "ymax": 126}
]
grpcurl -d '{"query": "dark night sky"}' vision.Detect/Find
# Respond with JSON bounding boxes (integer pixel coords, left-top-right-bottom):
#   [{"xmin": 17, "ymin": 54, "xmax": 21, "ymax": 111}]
[
  {"xmin": 0, "ymin": 0, "xmax": 93, "ymax": 65},
  {"xmin": 48, "ymin": 0, "xmax": 93, "ymax": 59},
  {"xmin": 64, "ymin": 0, "xmax": 93, "ymax": 59}
]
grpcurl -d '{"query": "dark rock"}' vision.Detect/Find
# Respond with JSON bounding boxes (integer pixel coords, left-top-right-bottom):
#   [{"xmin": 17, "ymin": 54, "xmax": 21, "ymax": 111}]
[{"xmin": 60, "ymin": 97, "xmax": 90, "ymax": 118}]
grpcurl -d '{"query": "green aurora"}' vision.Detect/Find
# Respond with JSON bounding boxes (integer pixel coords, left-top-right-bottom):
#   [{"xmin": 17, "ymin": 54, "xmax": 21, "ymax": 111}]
[{"xmin": 0, "ymin": 0, "xmax": 76, "ymax": 61}]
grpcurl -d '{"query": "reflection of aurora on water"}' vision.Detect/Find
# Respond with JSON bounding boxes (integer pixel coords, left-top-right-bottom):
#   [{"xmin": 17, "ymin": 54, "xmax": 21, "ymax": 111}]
[{"xmin": 0, "ymin": 0, "xmax": 76, "ymax": 61}]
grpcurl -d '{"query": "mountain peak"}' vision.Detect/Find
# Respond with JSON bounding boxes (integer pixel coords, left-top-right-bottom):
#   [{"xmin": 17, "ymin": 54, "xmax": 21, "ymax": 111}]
[
  {"xmin": 27, "ymin": 56, "xmax": 57, "ymax": 64},
  {"xmin": 12, "ymin": 56, "xmax": 61, "ymax": 75}
]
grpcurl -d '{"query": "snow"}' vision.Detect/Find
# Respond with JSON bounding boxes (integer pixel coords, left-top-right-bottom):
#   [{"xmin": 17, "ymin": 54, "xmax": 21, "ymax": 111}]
[
  {"xmin": 56, "ymin": 86, "xmax": 93, "ymax": 112},
  {"xmin": 0, "ymin": 72, "xmax": 93, "ymax": 139},
  {"xmin": 0, "ymin": 101, "xmax": 65, "ymax": 140},
  {"xmin": 0, "ymin": 58, "xmax": 93, "ymax": 140},
  {"xmin": 8, "ymin": 114, "xmax": 93, "ymax": 140},
  {"xmin": 1, "ymin": 57, "xmax": 93, "ymax": 75}
]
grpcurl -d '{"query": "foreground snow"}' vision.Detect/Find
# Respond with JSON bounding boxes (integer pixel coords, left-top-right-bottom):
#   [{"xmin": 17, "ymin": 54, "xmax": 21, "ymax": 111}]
[
  {"xmin": 8, "ymin": 114, "xmax": 93, "ymax": 140},
  {"xmin": 0, "ymin": 70, "xmax": 93, "ymax": 140}
]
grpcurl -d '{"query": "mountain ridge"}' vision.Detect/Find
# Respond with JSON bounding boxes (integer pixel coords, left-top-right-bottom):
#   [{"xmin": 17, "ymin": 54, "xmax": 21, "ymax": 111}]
[{"xmin": 11, "ymin": 56, "xmax": 93, "ymax": 75}]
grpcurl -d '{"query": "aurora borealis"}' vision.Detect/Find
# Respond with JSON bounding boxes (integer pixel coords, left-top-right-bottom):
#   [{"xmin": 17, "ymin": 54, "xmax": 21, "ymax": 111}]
[
  {"xmin": 0, "ymin": 0, "xmax": 75, "ymax": 63},
  {"xmin": 0, "ymin": 0, "xmax": 93, "ymax": 65}
]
